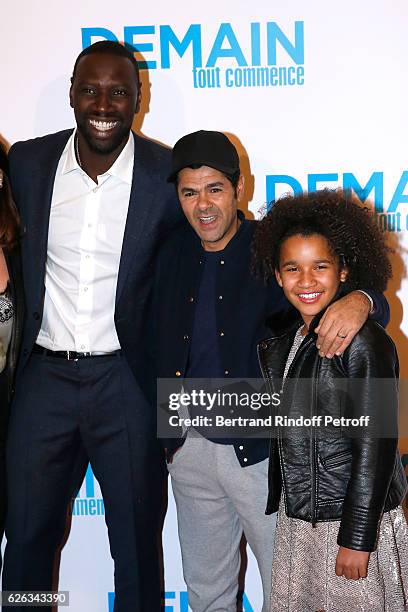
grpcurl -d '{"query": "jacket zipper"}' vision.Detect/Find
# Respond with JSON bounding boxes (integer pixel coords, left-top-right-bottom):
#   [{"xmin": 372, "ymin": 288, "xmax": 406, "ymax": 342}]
[
  {"xmin": 257, "ymin": 344, "xmax": 275, "ymax": 460},
  {"xmin": 257, "ymin": 343, "xmax": 284, "ymax": 512},
  {"xmin": 258, "ymin": 335, "xmax": 313, "ymax": 514},
  {"xmin": 310, "ymin": 356, "xmax": 321, "ymax": 527}
]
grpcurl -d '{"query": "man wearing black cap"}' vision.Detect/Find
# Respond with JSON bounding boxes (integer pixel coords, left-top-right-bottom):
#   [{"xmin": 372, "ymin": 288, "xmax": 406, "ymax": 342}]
[{"xmin": 154, "ymin": 130, "xmax": 388, "ymax": 612}]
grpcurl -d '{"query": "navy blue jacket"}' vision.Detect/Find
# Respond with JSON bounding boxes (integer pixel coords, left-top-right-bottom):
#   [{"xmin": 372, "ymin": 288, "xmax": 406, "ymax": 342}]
[
  {"xmin": 8, "ymin": 129, "xmax": 184, "ymax": 402},
  {"xmin": 154, "ymin": 213, "xmax": 389, "ymax": 466},
  {"xmin": 155, "ymin": 215, "xmax": 284, "ymax": 465}
]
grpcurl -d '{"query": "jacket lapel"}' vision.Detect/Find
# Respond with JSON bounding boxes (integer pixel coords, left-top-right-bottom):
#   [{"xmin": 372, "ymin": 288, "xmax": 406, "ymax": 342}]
[{"xmin": 115, "ymin": 133, "xmax": 155, "ymax": 304}]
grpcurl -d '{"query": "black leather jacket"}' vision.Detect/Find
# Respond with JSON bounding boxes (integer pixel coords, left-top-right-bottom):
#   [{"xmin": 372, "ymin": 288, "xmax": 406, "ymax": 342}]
[
  {"xmin": 2, "ymin": 246, "xmax": 24, "ymax": 404},
  {"xmin": 0, "ymin": 179, "xmax": 24, "ymax": 550},
  {"xmin": 0, "ymin": 172, "xmax": 24, "ymax": 407},
  {"xmin": 5, "ymin": 246, "xmax": 24, "ymax": 401},
  {"xmin": 258, "ymin": 310, "xmax": 407, "ymax": 552}
]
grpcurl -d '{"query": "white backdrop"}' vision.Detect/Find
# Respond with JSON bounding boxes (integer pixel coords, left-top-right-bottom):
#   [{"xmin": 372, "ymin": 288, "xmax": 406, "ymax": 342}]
[{"xmin": 1, "ymin": 2, "xmax": 408, "ymax": 610}]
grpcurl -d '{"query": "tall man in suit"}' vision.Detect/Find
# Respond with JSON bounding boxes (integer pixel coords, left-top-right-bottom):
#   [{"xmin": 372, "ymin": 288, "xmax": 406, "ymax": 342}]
[{"xmin": 3, "ymin": 41, "xmax": 183, "ymax": 611}]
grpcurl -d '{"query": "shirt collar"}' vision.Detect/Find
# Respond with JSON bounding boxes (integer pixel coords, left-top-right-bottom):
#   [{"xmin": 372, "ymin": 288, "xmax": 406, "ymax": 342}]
[
  {"xmin": 61, "ymin": 131, "xmax": 80, "ymax": 175},
  {"xmin": 105, "ymin": 133, "xmax": 134, "ymax": 185},
  {"xmin": 61, "ymin": 129, "xmax": 134, "ymax": 185}
]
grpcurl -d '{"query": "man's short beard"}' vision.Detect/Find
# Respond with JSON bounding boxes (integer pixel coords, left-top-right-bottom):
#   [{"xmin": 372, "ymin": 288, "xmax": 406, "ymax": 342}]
[{"xmin": 77, "ymin": 119, "xmax": 131, "ymax": 156}]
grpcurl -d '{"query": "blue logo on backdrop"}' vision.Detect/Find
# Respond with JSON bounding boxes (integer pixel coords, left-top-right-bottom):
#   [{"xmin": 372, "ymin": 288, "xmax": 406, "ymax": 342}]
[
  {"xmin": 70, "ymin": 464, "xmax": 105, "ymax": 517},
  {"xmin": 81, "ymin": 22, "xmax": 305, "ymax": 89},
  {"xmin": 266, "ymin": 170, "xmax": 408, "ymax": 232},
  {"xmin": 108, "ymin": 591, "xmax": 255, "ymax": 611}
]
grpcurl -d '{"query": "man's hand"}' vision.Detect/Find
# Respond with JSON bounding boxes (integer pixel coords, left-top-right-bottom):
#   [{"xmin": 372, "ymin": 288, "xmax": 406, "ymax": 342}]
[
  {"xmin": 314, "ymin": 291, "xmax": 371, "ymax": 358},
  {"xmin": 335, "ymin": 546, "xmax": 370, "ymax": 580}
]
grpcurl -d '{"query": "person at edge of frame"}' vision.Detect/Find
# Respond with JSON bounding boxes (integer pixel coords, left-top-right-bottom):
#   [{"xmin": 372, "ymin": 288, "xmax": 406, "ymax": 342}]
[
  {"xmin": 152, "ymin": 129, "xmax": 389, "ymax": 612},
  {"xmin": 2, "ymin": 41, "xmax": 184, "ymax": 612},
  {"xmin": 0, "ymin": 141, "xmax": 24, "ymax": 574},
  {"xmin": 253, "ymin": 189, "xmax": 407, "ymax": 611}
]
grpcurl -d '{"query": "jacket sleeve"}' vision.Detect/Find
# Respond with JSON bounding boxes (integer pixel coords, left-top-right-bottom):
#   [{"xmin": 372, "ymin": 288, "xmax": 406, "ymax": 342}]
[
  {"xmin": 336, "ymin": 323, "xmax": 399, "ymax": 551},
  {"xmin": 363, "ymin": 290, "xmax": 389, "ymax": 327}
]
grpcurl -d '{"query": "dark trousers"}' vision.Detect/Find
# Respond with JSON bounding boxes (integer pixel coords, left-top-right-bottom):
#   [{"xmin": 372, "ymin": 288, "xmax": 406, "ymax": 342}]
[{"xmin": 2, "ymin": 351, "xmax": 164, "ymax": 611}]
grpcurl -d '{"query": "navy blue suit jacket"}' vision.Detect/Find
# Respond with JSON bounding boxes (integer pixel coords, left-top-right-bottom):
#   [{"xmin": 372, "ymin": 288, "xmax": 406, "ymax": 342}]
[{"xmin": 8, "ymin": 129, "xmax": 184, "ymax": 401}]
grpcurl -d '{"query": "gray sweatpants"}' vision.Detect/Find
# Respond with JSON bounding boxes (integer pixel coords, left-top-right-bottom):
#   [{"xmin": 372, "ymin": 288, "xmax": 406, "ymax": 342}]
[{"xmin": 167, "ymin": 432, "xmax": 276, "ymax": 612}]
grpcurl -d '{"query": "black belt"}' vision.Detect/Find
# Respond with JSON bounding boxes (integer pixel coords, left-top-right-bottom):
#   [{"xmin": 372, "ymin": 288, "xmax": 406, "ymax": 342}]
[{"xmin": 32, "ymin": 344, "xmax": 121, "ymax": 360}]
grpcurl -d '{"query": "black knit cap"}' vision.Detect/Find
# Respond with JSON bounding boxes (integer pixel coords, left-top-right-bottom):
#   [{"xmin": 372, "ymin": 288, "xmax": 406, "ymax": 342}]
[{"xmin": 167, "ymin": 130, "xmax": 240, "ymax": 182}]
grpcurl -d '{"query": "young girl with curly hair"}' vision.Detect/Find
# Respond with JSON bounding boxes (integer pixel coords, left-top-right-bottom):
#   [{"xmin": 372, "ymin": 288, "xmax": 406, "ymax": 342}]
[{"xmin": 253, "ymin": 189, "xmax": 408, "ymax": 612}]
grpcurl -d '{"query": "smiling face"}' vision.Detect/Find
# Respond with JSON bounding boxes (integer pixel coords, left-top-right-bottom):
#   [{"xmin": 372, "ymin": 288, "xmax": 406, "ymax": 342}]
[
  {"xmin": 275, "ymin": 233, "xmax": 348, "ymax": 328},
  {"xmin": 177, "ymin": 166, "xmax": 244, "ymax": 252},
  {"xmin": 70, "ymin": 52, "xmax": 140, "ymax": 157}
]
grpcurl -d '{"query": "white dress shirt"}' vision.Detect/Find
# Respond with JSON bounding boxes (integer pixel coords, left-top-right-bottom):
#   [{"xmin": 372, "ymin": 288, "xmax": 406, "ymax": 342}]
[{"xmin": 37, "ymin": 131, "xmax": 134, "ymax": 352}]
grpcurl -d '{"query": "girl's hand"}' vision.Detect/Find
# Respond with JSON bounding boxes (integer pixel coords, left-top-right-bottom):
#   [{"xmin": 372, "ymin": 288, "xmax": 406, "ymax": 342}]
[{"xmin": 335, "ymin": 546, "xmax": 370, "ymax": 580}]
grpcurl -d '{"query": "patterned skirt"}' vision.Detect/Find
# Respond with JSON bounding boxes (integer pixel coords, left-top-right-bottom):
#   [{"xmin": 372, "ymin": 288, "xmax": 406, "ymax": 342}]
[{"xmin": 269, "ymin": 503, "xmax": 408, "ymax": 612}]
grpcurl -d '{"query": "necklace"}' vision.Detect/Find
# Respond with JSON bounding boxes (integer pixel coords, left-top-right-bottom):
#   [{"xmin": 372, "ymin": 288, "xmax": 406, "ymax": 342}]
[{"xmin": 75, "ymin": 133, "xmax": 82, "ymax": 169}]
